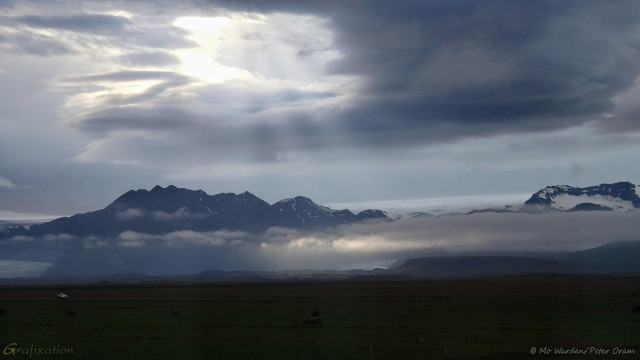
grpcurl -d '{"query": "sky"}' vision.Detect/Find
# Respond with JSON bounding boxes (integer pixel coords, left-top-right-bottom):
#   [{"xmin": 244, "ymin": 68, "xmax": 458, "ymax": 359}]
[{"xmin": 2, "ymin": 0, "xmax": 640, "ymax": 216}]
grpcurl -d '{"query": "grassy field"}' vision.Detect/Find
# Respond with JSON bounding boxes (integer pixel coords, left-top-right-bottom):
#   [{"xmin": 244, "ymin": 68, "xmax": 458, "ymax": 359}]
[{"xmin": 1, "ymin": 276, "xmax": 640, "ymax": 359}]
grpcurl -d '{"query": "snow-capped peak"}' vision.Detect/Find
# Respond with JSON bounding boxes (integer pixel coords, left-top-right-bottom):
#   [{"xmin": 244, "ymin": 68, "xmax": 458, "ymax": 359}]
[{"xmin": 524, "ymin": 182, "xmax": 640, "ymax": 212}]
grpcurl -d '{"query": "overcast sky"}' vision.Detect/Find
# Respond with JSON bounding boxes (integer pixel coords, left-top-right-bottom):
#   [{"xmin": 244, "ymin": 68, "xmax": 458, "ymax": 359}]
[{"xmin": 2, "ymin": 0, "xmax": 640, "ymax": 215}]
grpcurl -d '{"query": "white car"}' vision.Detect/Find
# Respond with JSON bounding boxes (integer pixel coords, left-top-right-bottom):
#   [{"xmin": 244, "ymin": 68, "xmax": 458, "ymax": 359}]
[{"xmin": 56, "ymin": 293, "xmax": 69, "ymax": 299}]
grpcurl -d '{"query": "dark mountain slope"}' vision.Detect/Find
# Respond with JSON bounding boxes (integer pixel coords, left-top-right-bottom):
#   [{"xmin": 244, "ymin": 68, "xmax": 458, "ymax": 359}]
[{"xmin": 1, "ymin": 185, "xmax": 388, "ymax": 238}]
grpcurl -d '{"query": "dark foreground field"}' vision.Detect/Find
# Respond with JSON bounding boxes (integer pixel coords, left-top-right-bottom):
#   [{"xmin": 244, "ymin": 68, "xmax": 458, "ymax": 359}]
[{"xmin": 2, "ymin": 276, "xmax": 640, "ymax": 359}]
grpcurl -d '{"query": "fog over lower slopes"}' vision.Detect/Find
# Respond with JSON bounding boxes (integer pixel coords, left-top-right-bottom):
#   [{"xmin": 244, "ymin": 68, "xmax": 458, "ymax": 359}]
[
  {"xmin": 251, "ymin": 211, "xmax": 640, "ymax": 270},
  {"xmin": 5, "ymin": 211, "xmax": 634, "ymax": 275}
]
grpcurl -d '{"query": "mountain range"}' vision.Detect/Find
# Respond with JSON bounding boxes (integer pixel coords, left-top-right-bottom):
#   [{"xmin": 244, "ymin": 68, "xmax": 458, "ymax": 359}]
[
  {"xmin": 2, "ymin": 185, "xmax": 387, "ymax": 239},
  {"xmin": 1, "ymin": 182, "xmax": 639, "ymax": 279},
  {"xmin": 3, "ymin": 182, "xmax": 638, "ymax": 240}
]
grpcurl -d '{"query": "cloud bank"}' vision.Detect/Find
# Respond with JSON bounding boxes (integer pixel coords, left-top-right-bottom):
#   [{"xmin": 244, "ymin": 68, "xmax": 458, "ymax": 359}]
[{"xmin": 5, "ymin": 211, "xmax": 639, "ymax": 273}]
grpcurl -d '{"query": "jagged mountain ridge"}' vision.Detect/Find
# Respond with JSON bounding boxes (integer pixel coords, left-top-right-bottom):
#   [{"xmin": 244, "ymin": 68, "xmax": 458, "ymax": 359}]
[
  {"xmin": 521, "ymin": 181, "xmax": 640, "ymax": 212},
  {"xmin": 2, "ymin": 185, "xmax": 387, "ymax": 238}
]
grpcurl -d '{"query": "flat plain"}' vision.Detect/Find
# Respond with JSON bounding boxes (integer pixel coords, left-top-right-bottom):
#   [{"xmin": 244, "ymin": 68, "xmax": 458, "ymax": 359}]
[{"xmin": 1, "ymin": 275, "xmax": 640, "ymax": 359}]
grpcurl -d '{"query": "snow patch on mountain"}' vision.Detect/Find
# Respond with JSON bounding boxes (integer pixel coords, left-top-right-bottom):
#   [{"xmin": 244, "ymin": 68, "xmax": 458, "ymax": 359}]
[{"xmin": 550, "ymin": 194, "xmax": 633, "ymax": 211}]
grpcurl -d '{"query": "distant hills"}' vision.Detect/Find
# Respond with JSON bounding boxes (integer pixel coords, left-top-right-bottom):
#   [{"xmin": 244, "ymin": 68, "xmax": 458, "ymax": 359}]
[
  {"xmin": 390, "ymin": 246, "xmax": 640, "ymax": 278},
  {"xmin": 386, "ymin": 232, "xmax": 640, "ymax": 278}
]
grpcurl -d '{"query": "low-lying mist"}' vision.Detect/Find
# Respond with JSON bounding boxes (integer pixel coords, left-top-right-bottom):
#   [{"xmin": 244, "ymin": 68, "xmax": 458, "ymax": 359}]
[
  {"xmin": 3, "ymin": 210, "xmax": 640, "ymax": 277},
  {"xmin": 253, "ymin": 210, "xmax": 640, "ymax": 270}
]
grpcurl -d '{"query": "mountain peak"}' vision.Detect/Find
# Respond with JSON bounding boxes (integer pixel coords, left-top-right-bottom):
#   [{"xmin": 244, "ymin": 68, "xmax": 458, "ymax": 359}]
[
  {"xmin": 150, "ymin": 184, "xmax": 178, "ymax": 192},
  {"xmin": 150, "ymin": 184, "xmax": 164, "ymax": 192},
  {"xmin": 523, "ymin": 181, "xmax": 640, "ymax": 212},
  {"xmin": 240, "ymin": 191, "xmax": 259, "ymax": 199}
]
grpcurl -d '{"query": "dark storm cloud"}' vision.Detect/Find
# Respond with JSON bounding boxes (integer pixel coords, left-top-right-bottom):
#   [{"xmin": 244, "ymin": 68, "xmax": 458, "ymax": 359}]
[
  {"xmin": 328, "ymin": 1, "xmax": 640, "ymax": 145},
  {"xmin": 210, "ymin": 0, "xmax": 640, "ymax": 146}
]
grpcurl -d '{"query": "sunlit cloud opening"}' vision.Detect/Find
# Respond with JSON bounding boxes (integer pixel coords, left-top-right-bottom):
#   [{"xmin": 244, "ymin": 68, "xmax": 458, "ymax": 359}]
[
  {"xmin": 51, "ymin": 10, "xmax": 355, "ymax": 168},
  {"xmin": 172, "ymin": 12, "xmax": 344, "ymax": 86},
  {"xmin": 173, "ymin": 15, "xmax": 261, "ymax": 84},
  {"xmin": 179, "ymin": 52, "xmax": 252, "ymax": 84}
]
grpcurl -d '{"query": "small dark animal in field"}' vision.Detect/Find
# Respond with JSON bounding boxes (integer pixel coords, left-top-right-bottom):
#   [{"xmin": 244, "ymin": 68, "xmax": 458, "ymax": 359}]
[
  {"xmin": 631, "ymin": 306, "xmax": 640, "ymax": 314},
  {"xmin": 302, "ymin": 310, "xmax": 322, "ymax": 327},
  {"xmin": 64, "ymin": 310, "xmax": 77, "ymax": 317},
  {"xmin": 170, "ymin": 309, "xmax": 183, "ymax": 317},
  {"xmin": 0, "ymin": 308, "xmax": 5, "ymax": 315}
]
